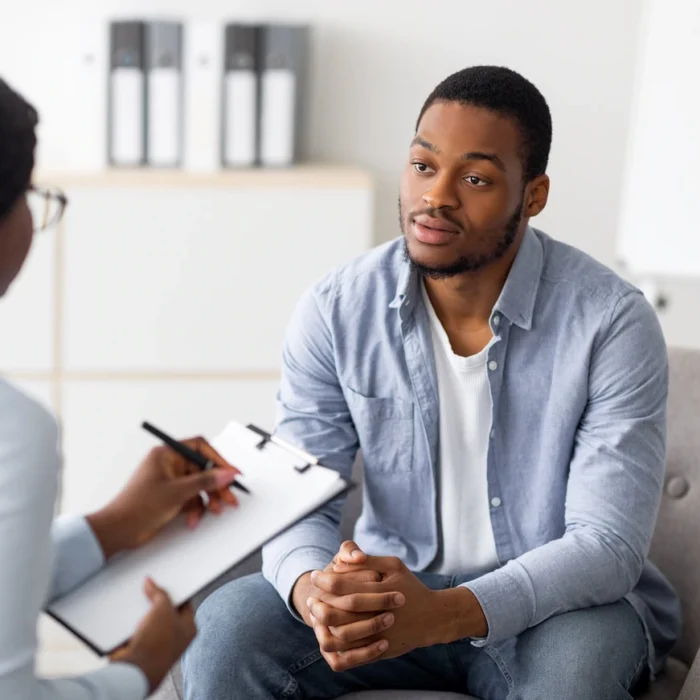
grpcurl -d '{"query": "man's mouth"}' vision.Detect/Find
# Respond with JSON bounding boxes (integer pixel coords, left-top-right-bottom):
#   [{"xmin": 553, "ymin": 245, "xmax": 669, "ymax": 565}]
[
  {"xmin": 412, "ymin": 215, "xmax": 460, "ymax": 233},
  {"xmin": 411, "ymin": 217, "xmax": 460, "ymax": 245}
]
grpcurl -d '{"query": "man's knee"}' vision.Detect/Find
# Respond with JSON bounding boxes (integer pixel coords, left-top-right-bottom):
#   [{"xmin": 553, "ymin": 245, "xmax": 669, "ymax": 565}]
[
  {"xmin": 511, "ymin": 602, "xmax": 647, "ymax": 699},
  {"xmin": 183, "ymin": 573, "xmax": 290, "ymax": 694},
  {"xmin": 190, "ymin": 574, "xmax": 282, "ymax": 659}
]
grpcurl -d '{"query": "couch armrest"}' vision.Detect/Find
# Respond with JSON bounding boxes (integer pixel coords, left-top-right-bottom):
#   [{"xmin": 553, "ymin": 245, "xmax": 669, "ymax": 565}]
[{"xmin": 678, "ymin": 650, "xmax": 700, "ymax": 700}]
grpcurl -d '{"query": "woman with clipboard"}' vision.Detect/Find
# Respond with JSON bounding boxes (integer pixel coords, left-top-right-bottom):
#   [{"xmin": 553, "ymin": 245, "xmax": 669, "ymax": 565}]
[{"xmin": 0, "ymin": 78, "xmax": 241, "ymax": 700}]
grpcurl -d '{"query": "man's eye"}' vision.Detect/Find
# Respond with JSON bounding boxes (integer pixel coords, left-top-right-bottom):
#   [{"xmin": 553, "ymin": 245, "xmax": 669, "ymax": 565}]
[
  {"xmin": 412, "ymin": 163, "xmax": 434, "ymax": 174},
  {"xmin": 466, "ymin": 175, "xmax": 488, "ymax": 186}
]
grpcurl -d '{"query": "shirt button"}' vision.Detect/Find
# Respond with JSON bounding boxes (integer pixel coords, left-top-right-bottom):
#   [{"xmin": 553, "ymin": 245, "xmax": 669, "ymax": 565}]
[
  {"xmin": 488, "ymin": 360, "xmax": 498, "ymax": 371},
  {"xmin": 491, "ymin": 497, "xmax": 502, "ymax": 507},
  {"xmin": 492, "ymin": 315, "xmax": 500, "ymax": 326}
]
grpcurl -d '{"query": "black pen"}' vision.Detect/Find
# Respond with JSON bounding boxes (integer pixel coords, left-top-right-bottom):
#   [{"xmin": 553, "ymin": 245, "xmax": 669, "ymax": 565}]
[{"xmin": 141, "ymin": 421, "xmax": 250, "ymax": 494}]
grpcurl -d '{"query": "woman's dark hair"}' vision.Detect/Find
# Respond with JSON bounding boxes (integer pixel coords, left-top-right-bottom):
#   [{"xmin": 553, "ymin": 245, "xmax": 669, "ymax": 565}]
[{"xmin": 0, "ymin": 78, "xmax": 38, "ymax": 223}]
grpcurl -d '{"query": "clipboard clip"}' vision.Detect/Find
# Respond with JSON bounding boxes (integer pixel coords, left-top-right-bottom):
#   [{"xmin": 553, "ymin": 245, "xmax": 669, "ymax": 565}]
[{"xmin": 246, "ymin": 424, "xmax": 320, "ymax": 474}]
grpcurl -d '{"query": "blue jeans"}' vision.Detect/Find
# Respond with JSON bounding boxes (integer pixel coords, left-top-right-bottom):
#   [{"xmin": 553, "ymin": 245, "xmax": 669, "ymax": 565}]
[{"xmin": 182, "ymin": 572, "xmax": 649, "ymax": 700}]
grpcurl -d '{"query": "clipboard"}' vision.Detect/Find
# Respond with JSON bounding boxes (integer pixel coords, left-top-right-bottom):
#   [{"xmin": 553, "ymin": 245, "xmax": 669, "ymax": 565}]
[
  {"xmin": 45, "ymin": 420, "xmax": 355, "ymax": 656},
  {"xmin": 246, "ymin": 423, "xmax": 318, "ymax": 472}
]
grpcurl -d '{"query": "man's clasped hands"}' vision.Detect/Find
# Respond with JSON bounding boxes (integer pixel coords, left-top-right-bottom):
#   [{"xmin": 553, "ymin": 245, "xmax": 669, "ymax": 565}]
[{"xmin": 292, "ymin": 541, "xmax": 488, "ymax": 672}]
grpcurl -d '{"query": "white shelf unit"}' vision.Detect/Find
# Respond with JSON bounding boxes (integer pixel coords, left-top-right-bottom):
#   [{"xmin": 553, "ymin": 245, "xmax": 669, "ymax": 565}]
[{"xmin": 2, "ymin": 166, "xmax": 373, "ymax": 515}]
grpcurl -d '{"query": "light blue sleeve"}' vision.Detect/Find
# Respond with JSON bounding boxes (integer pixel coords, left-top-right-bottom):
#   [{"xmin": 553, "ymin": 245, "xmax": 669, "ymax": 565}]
[
  {"xmin": 261, "ymin": 280, "xmax": 360, "ymax": 616},
  {"xmin": 0, "ymin": 379, "xmax": 148, "ymax": 700},
  {"xmin": 49, "ymin": 515, "xmax": 106, "ymax": 602},
  {"xmin": 6, "ymin": 664, "xmax": 149, "ymax": 700},
  {"xmin": 464, "ymin": 291, "xmax": 668, "ymax": 644}
]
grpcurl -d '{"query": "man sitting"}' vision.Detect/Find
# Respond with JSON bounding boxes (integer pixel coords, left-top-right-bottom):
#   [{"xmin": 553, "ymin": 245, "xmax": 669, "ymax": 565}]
[{"xmin": 184, "ymin": 65, "xmax": 680, "ymax": 700}]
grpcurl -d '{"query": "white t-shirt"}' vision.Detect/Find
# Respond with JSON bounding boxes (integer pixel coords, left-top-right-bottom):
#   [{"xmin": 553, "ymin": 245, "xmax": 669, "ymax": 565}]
[{"xmin": 421, "ymin": 284, "xmax": 500, "ymax": 576}]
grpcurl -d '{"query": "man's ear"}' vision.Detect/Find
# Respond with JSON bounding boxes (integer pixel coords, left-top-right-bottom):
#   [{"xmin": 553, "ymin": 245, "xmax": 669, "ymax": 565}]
[{"xmin": 525, "ymin": 174, "xmax": 550, "ymax": 218}]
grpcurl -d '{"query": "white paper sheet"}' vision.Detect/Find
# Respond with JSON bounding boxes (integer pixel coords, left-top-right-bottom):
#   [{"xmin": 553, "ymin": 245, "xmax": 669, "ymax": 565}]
[{"xmin": 47, "ymin": 421, "xmax": 346, "ymax": 654}]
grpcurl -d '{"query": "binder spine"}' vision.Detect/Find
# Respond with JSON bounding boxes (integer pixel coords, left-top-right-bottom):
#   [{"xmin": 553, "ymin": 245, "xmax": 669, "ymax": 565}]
[
  {"xmin": 146, "ymin": 21, "xmax": 183, "ymax": 167},
  {"xmin": 259, "ymin": 25, "xmax": 308, "ymax": 167},
  {"xmin": 222, "ymin": 24, "xmax": 260, "ymax": 168},
  {"xmin": 109, "ymin": 21, "xmax": 147, "ymax": 167},
  {"xmin": 183, "ymin": 20, "xmax": 223, "ymax": 172}
]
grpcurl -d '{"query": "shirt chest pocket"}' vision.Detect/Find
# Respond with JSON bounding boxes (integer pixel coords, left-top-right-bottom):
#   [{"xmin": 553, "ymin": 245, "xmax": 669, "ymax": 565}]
[{"xmin": 344, "ymin": 387, "xmax": 414, "ymax": 474}]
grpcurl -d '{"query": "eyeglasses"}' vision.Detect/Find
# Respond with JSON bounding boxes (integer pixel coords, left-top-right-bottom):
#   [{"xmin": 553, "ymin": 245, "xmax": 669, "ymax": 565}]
[{"xmin": 27, "ymin": 185, "xmax": 68, "ymax": 233}]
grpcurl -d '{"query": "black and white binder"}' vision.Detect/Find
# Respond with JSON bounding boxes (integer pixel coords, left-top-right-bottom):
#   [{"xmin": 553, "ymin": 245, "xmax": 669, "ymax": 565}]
[
  {"xmin": 109, "ymin": 21, "xmax": 146, "ymax": 167},
  {"xmin": 183, "ymin": 20, "xmax": 223, "ymax": 172},
  {"xmin": 46, "ymin": 420, "xmax": 353, "ymax": 655},
  {"xmin": 146, "ymin": 21, "xmax": 183, "ymax": 167},
  {"xmin": 222, "ymin": 24, "xmax": 260, "ymax": 168},
  {"xmin": 259, "ymin": 24, "xmax": 308, "ymax": 167}
]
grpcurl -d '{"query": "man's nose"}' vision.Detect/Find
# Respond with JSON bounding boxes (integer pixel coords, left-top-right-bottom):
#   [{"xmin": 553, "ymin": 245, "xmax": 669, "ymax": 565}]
[{"xmin": 422, "ymin": 175, "xmax": 459, "ymax": 210}]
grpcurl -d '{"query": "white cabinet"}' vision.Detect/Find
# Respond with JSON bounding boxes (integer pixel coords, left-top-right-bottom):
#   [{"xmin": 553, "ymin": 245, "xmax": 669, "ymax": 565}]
[
  {"xmin": 0, "ymin": 232, "xmax": 55, "ymax": 372},
  {"xmin": 1, "ymin": 167, "xmax": 373, "ymax": 516},
  {"xmin": 62, "ymin": 175, "xmax": 372, "ymax": 371}
]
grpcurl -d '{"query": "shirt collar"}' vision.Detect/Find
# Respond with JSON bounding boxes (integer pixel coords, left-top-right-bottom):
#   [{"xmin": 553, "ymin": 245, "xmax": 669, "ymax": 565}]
[
  {"xmin": 389, "ymin": 251, "xmax": 416, "ymax": 311},
  {"xmin": 494, "ymin": 226, "xmax": 543, "ymax": 330},
  {"xmin": 389, "ymin": 227, "xmax": 543, "ymax": 330}
]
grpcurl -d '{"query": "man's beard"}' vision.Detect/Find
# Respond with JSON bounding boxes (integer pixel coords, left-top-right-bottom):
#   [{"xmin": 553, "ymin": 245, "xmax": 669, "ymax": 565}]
[{"xmin": 400, "ymin": 194, "xmax": 524, "ymax": 280}]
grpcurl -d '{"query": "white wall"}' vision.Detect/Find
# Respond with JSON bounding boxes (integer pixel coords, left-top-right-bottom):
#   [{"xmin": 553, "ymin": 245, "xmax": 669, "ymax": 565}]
[{"xmin": 2, "ymin": 0, "xmax": 698, "ymax": 347}]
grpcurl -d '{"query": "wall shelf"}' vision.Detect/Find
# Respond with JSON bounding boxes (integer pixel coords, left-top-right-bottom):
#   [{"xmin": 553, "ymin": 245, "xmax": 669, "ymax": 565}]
[
  {"xmin": 35, "ymin": 164, "xmax": 373, "ymax": 190},
  {"xmin": 4, "ymin": 370, "xmax": 280, "ymax": 382}
]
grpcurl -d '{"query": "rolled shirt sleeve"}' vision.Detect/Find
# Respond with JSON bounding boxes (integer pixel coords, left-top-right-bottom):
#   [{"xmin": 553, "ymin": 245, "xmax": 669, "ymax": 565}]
[{"xmin": 262, "ymin": 280, "xmax": 360, "ymax": 617}]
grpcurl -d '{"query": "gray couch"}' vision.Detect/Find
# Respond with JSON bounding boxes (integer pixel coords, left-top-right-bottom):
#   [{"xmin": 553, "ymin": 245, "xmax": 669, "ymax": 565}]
[{"xmin": 154, "ymin": 347, "xmax": 700, "ymax": 700}]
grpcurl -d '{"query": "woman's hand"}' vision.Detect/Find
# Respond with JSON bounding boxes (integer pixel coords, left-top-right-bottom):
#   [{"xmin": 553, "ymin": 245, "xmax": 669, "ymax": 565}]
[
  {"xmin": 87, "ymin": 437, "xmax": 240, "ymax": 559},
  {"xmin": 111, "ymin": 577, "xmax": 197, "ymax": 693}
]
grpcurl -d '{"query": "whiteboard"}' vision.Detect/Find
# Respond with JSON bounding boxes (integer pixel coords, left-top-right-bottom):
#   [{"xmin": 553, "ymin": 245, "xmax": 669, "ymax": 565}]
[{"xmin": 617, "ymin": 0, "xmax": 700, "ymax": 277}]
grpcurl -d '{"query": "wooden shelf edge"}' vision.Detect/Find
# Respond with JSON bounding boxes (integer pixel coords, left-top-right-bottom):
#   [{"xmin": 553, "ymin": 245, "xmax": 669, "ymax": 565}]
[
  {"xmin": 3, "ymin": 370, "xmax": 280, "ymax": 382},
  {"xmin": 35, "ymin": 165, "xmax": 374, "ymax": 190}
]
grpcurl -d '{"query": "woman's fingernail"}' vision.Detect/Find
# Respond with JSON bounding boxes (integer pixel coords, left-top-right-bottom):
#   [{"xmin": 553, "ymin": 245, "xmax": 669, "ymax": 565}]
[
  {"xmin": 306, "ymin": 597, "xmax": 314, "ymax": 610},
  {"xmin": 310, "ymin": 570, "xmax": 319, "ymax": 582},
  {"xmin": 352, "ymin": 550, "xmax": 363, "ymax": 559},
  {"xmin": 383, "ymin": 613, "xmax": 394, "ymax": 627},
  {"xmin": 394, "ymin": 593, "xmax": 405, "ymax": 605},
  {"xmin": 215, "ymin": 470, "xmax": 238, "ymax": 487},
  {"xmin": 378, "ymin": 640, "xmax": 389, "ymax": 652}
]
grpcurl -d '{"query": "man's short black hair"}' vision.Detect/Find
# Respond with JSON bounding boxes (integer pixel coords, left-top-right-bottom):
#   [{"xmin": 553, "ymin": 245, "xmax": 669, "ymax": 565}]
[
  {"xmin": 0, "ymin": 78, "xmax": 38, "ymax": 223},
  {"xmin": 417, "ymin": 66, "xmax": 552, "ymax": 182}
]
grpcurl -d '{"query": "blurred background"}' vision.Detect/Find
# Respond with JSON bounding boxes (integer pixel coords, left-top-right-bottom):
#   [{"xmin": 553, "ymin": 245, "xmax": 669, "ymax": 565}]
[{"xmin": 0, "ymin": 0, "xmax": 697, "ymax": 677}]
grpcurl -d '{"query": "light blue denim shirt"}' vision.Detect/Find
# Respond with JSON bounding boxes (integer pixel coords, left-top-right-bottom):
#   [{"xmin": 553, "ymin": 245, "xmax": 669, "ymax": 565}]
[{"xmin": 262, "ymin": 227, "xmax": 680, "ymax": 676}]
